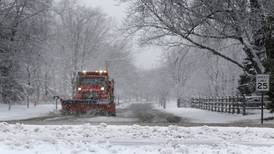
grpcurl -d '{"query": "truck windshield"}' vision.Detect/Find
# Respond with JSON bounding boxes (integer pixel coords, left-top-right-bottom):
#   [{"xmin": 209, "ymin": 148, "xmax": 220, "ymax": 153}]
[{"xmin": 79, "ymin": 77, "xmax": 106, "ymax": 85}]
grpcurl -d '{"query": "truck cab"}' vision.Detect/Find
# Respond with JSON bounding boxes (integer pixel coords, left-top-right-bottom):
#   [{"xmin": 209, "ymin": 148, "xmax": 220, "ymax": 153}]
[{"xmin": 74, "ymin": 71, "xmax": 114, "ymax": 103}]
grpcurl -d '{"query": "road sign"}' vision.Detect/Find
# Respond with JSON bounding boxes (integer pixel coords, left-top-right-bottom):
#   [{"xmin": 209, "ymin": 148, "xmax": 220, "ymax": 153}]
[
  {"xmin": 256, "ymin": 74, "xmax": 270, "ymax": 92},
  {"xmin": 256, "ymin": 74, "xmax": 270, "ymax": 125}
]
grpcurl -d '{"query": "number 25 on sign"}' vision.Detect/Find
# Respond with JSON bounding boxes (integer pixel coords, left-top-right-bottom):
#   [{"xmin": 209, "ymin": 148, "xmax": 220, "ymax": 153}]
[{"xmin": 256, "ymin": 74, "xmax": 270, "ymax": 92}]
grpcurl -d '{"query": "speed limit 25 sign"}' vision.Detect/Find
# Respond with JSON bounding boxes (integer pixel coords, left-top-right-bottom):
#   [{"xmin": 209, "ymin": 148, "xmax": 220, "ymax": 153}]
[{"xmin": 256, "ymin": 74, "xmax": 270, "ymax": 92}]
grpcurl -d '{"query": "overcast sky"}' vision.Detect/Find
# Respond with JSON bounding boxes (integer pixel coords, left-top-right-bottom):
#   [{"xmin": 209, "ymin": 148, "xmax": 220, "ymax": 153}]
[{"xmin": 78, "ymin": 0, "xmax": 163, "ymax": 69}]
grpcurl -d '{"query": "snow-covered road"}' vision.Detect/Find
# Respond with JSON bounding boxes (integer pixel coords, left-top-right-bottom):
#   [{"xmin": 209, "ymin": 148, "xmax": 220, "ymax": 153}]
[
  {"xmin": 0, "ymin": 123, "xmax": 274, "ymax": 154},
  {"xmin": 2, "ymin": 102, "xmax": 274, "ymax": 127}
]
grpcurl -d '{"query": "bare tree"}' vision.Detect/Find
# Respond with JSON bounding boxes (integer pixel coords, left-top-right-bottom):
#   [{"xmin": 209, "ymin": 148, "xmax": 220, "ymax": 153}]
[
  {"xmin": 53, "ymin": 0, "xmax": 112, "ymax": 97},
  {"xmin": 123, "ymin": 0, "xmax": 274, "ymax": 110},
  {"xmin": 124, "ymin": 0, "xmax": 273, "ymax": 73},
  {"xmin": 0, "ymin": 0, "xmax": 52, "ymax": 109},
  {"xmin": 165, "ymin": 47, "xmax": 195, "ymax": 99}
]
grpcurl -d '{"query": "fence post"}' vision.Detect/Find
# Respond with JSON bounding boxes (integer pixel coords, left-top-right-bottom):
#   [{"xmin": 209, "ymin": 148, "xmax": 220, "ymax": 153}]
[
  {"xmin": 215, "ymin": 97, "xmax": 218, "ymax": 112},
  {"xmin": 198, "ymin": 97, "xmax": 200, "ymax": 108},
  {"xmin": 210, "ymin": 97, "xmax": 213, "ymax": 110},
  {"xmin": 242, "ymin": 96, "xmax": 246, "ymax": 115},
  {"xmin": 214, "ymin": 98, "xmax": 218, "ymax": 112},
  {"xmin": 223, "ymin": 97, "xmax": 226, "ymax": 112},
  {"xmin": 236, "ymin": 96, "xmax": 240, "ymax": 114},
  {"xmin": 196, "ymin": 97, "xmax": 198, "ymax": 108},
  {"xmin": 217, "ymin": 97, "xmax": 220, "ymax": 112},
  {"xmin": 201, "ymin": 97, "xmax": 206, "ymax": 109},
  {"xmin": 206, "ymin": 99, "xmax": 208, "ymax": 110},
  {"xmin": 208, "ymin": 97, "xmax": 214, "ymax": 111},
  {"xmin": 215, "ymin": 97, "xmax": 217, "ymax": 111},
  {"xmin": 199, "ymin": 97, "xmax": 201, "ymax": 109},
  {"xmin": 207, "ymin": 97, "xmax": 210, "ymax": 110},
  {"xmin": 212, "ymin": 97, "xmax": 215, "ymax": 111},
  {"xmin": 227, "ymin": 96, "xmax": 230, "ymax": 113},
  {"xmin": 192, "ymin": 98, "xmax": 194, "ymax": 108},
  {"xmin": 232, "ymin": 96, "xmax": 235, "ymax": 114},
  {"xmin": 221, "ymin": 97, "xmax": 224, "ymax": 112},
  {"xmin": 207, "ymin": 97, "xmax": 209, "ymax": 110}
]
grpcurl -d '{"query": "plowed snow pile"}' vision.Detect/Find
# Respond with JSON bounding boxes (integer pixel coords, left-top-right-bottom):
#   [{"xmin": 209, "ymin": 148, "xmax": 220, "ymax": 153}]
[
  {"xmin": 0, "ymin": 104, "xmax": 59, "ymax": 121},
  {"xmin": 0, "ymin": 122, "xmax": 274, "ymax": 154}
]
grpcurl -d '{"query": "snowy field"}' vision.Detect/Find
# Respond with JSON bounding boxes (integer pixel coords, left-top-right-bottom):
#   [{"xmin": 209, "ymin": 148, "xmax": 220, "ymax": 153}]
[
  {"xmin": 157, "ymin": 101, "xmax": 274, "ymax": 124},
  {"xmin": 0, "ymin": 104, "xmax": 60, "ymax": 121},
  {"xmin": 0, "ymin": 123, "xmax": 274, "ymax": 154}
]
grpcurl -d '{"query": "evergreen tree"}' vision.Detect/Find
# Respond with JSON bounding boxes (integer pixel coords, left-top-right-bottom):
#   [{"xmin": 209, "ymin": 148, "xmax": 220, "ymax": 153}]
[
  {"xmin": 265, "ymin": 16, "xmax": 274, "ymax": 112},
  {"xmin": 238, "ymin": 1, "xmax": 274, "ymax": 113}
]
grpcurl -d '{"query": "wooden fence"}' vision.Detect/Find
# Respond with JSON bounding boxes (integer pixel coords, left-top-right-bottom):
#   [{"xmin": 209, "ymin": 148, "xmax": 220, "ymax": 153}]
[{"xmin": 187, "ymin": 96, "xmax": 269, "ymax": 115}]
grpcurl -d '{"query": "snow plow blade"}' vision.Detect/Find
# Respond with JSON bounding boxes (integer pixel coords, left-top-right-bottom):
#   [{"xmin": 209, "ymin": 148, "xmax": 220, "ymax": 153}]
[{"xmin": 61, "ymin": 99, "xmax": 116, "ymax": 116}]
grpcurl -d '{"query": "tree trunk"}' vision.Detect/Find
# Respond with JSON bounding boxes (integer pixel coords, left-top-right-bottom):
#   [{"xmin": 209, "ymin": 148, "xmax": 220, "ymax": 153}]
[
  {"xmin": 26, "ymin": 66, "xmax": 31, "ymax": 108},
  {"xmin": 249, "ymin": 0, "xmax": 266, "ymax": 73}
]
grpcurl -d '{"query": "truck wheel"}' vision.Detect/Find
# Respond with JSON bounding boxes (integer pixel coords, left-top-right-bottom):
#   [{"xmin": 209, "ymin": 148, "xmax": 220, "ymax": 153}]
[
  {"xmin": 61, "ymin": 109, "xmax": 69, "ymax": 115},
  {"xmin": 109, "ymin": 112, "xmax": 116, "ymax": 116}
]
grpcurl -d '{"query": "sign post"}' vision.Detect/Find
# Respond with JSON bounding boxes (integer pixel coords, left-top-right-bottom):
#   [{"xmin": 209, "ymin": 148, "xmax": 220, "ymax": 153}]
[
  {"xmin": 53, "ymin": 96, "xmax": 60, "ymax": 111},
  {"xmin": 256, "ymin": 74, "xmax": 270, "ymax": 124}
]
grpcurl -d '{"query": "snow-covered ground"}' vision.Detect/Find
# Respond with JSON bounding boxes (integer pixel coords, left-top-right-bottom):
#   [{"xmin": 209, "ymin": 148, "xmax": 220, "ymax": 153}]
[
  {"xmin": 156, "ymin": 101, "xmax": 274, "ymax": 123},
  {"xmin": 0, "ymin": 123, "xmax": 274, "ymax": 154},
  {"xmin": 0, "ymin": 104, "xmax": 60, "ymax": 121},
  {"xmin": 1, "ymin": 102, "xmax": 274, "ymax": 153},
  {"xmin": 0, "ymin": 103, "xmax": 136, "ymax": 123},
  {"xmin": 2, "ymin": 101, "xmax": 274, "ymax": 125}
]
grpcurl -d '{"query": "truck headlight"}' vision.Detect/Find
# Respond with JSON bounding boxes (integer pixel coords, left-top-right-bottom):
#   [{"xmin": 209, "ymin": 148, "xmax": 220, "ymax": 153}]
[
  {"xmin": 100, "ymin": 87, "xmax": 105, "ymax": 91},
  {"xmin": 78, "ymin": 87, "xmax": 81, "ymax": 91}
]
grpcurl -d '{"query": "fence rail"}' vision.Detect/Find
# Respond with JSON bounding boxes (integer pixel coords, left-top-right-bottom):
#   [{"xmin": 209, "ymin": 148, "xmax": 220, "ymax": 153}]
[{"xmin": 186, "ymin": 96, "xmax": 270, "ymax": 115}]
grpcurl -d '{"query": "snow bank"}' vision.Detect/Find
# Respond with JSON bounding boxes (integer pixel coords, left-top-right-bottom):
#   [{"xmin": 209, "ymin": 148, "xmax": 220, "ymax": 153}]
[
  {"xmin": 0, "ymin": 102, "xmax": 131, "ymax": 122},
  {"xmin": 0, "ymin": 123, "xmax": 274, "ymax": 154},
  {"xmin": 156, "ymin": 101, "xmax": 274, "ymax": 123},
  {"xmin": 0, "ymin": 104, "xmax": 60, "ymax": 121}
]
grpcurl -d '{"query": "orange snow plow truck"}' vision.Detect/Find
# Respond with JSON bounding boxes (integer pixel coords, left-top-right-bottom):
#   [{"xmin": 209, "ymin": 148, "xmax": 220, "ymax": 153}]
[{"xmin": 61, "ymin": 70, "xmax": 115, "ymax": 116}]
